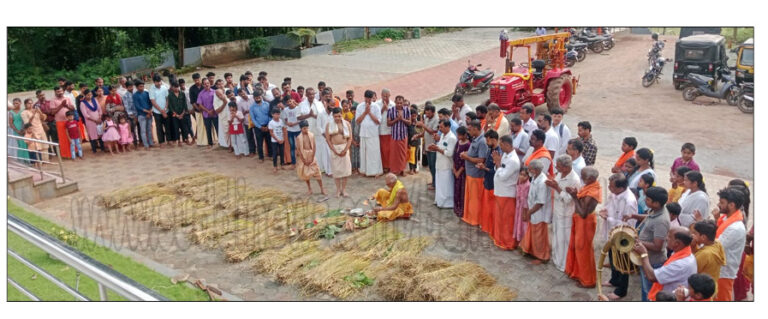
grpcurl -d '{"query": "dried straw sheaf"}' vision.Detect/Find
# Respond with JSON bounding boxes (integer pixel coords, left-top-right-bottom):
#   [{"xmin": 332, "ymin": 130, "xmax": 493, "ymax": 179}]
[{"xmin": 100, "ymin": 183, "xmax": 172, "ymax": 209}]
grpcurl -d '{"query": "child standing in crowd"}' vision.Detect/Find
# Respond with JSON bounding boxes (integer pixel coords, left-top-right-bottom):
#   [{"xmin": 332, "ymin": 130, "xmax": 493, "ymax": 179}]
[
  {"xmin": 671, "ymin": 142, "xmax": 701, "ymax": 174},
  {"xmin": 65, "ymin": 111, "xmax": 84, "ymax": 159},
  {"xmin": 452, "ymin": 126, "xmax": 470, "ymax": 218},
  {"xmin": 22, "ymin": 124, "xmax": 42, "ymax": 170},
  {"xmin": 637, "ymin": 173, "xmax": 654, "ymax": 214},
  {"xmin": 117, "ymin": 114, "xmax": 133, "ymax": 152},
  {"xmin": 514, "ymin": 168, "xmax": 531, "ymax": 244},
  {"xmin": 612, "ymin": 137, "xmax": 637, "ymax": 173},
  {"xmin": 100, "ymin": 113, "xmax": 121, "ymax": 154},
  {"xmin": 622, "ymin": 158, "xmax": 638, "ymax": 180},
  {"xmin": 268, "ymin": 108, "xmax": 285, "ymax": 172},
  {"xmin": 346, "ymin": 100, "xmax": 361, "ymax": 175},
  {"xmin": 668, "ymin": 166, "xmax": 692, "ymax": 203},
  {"xmin": 407, "ymin": 105, "xmax": 421, "ymax": 175},
  {"xmin": 228, "ymin": 102, "xmax": 248, "ymax": 159}
]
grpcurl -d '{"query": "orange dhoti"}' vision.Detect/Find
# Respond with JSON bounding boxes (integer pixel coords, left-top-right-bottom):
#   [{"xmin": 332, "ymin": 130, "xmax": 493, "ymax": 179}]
[
  {"xmin": 480, "ymin": 188, "xmax": 495, "ymax": 234},
  {"xmin": 462, "ymin": 176, "xmax": 484, "ymax": 226},
  {"xmin": 715, "ymin": 278, "xmax": 734, "ymax": 301},
  {"xmin": 55, "ymin": 121, "xmax": 72, "ymax": 159},
  {"xmin": 388, "ymin": 138, "xmax": 409, "ymax": 174},
  {"xmin": 380, "ymin": 134, "xmax": 391, "ymax": 170},
  {"xmin": 492, "ymin": 196, "xmax": 517, "ymax": 250},
  {"xmin": 374, "ymin": 185, "xmax": 413, "ymax": 221},
  {"xmin": 565, "ymin": 213, "xmax": 597, "ymax": 287},
  {"xmin": 520, "ymin": 222, "xmax": 550, "ymax": 261}
]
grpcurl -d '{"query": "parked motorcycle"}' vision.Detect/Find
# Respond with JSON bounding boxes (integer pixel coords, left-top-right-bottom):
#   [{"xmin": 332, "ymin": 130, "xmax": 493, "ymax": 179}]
[
  {"xmin": 737, "ymin": 82, "xmax": 753, "ymax": 113},
  {"xmin": 455, "ymin": 60, "xmax": 495, "ymax": 95},
  {"xmin": 582, "ymin": 29, "xmax": 615, "ymax": 50},
  {"xmin": 566, "ymin": 42, "xmax": 588, "ymax": 62},
  {"xmin": 565, "ymin": 50, "xmax": 578, "ymax": 67},
  {"xmin": 648, "ymin": 40, "xmax": 665, "ymax": 65},
  {"xmin": 642, "ymin": 56, "xmax": 673, "ymax": 87},
  {"xmin": 682, "ymin": 67, "xmax": 740, "ymax": 106}
]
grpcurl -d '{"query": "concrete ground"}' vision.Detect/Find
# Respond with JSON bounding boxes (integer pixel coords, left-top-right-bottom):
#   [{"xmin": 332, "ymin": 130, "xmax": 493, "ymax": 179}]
[{"xmin": 18, "ymin": 28, "xmax": 753, "ymax": 301}]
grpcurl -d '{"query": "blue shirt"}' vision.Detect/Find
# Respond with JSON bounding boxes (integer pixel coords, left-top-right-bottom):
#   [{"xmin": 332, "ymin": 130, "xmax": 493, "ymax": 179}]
[
  {"xmin": 250, "ymin": 101, "xmax": 271, "ymax": 128},
  {"xmin": 438, "ymin": 118, "xmax": 459, "ymax": 138},
  {"xmin": 483, "ymin": 146, "xmax": 501, "ymax": 190},
  {"xmin": 133, "ymin": 90, "xmax": 152, "ymax": 116}
]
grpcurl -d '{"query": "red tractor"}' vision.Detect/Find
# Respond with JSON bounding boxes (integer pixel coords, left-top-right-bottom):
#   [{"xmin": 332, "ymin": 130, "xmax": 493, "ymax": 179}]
[{"xmin": 490, "ymin": 32, "xmax": 579, "ymax": 114}]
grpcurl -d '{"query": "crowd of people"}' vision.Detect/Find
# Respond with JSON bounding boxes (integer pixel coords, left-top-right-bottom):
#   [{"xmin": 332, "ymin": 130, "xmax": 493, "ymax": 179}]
[{"xmin": 7, "ymin": 70, "xmax": 754, "ymax": 301}]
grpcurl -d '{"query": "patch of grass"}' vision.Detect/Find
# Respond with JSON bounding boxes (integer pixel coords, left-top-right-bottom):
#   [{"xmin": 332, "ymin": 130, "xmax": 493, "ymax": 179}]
[
  {"xmin": 333, "ymin": 37, "xmax": 388, "ymax": 53},
  {"xmin": 721, "ymin": 27, "xmax": 754, "ymax": 45},
  {"xmin": 6, "ymin": 201, "xmax": 210, "ymax": 301}
]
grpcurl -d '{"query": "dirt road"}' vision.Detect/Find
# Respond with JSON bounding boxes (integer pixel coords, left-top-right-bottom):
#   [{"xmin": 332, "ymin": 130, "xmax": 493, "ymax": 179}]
[{"xmin": 436, "ymin": 33, "xmax": 753, "ymax": 180}]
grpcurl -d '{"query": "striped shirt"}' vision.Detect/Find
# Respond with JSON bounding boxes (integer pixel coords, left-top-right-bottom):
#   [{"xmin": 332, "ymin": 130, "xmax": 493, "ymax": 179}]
[{"xmin": 387, "ymin": 106, "xmax": 411, "ymax": 140}]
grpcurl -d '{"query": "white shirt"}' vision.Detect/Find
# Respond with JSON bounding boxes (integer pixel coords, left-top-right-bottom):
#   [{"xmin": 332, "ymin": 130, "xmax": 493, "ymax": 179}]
[
  {"xmin": 629, "ymin": 168, "xmax": 656, "ymax": 190},
  {"xmin": 678, "ymin": 190, "xmax": 710, "ymax": 228},
  {"xmin": 511, "ymin": 129, "xmax": 530, "ymax": 162},
  {"xmin": 355, "ymin": 102, "xmax": 382, "ymax": 138},
  {"xmin": 182, "ymin": 87, "xmax": 194, "ymax": 111},
  {"xmin": 572, "ymin": 156, "xmax": 586, "ymax": 177},
  {"xmin": 262, "ymin": 83, "xmax": 277, "ymax": 102},
  {"xmin": 654, "ymin": 253, "xmax": 697, "ymax": 295},
  {"xmin": 435, "ymin": 131, "xmax": 457, "ymax": 171},
  {"xmin": 553, "ymin": 122, "xmax": 571, "ymax": 159},
  {"xmin": 718, "ymin": 219, "xmax": 746, "ymax": 279},
  {"xmin": 493, "ymin": 151, "xmax": 520, "ymax": 198},
  {"xmin": 457, "ymin": 104, "xmax": 472, "ymax": 126},
  {"xmin": 544, "ymin": 127, "xmax": 560, "ymax": 154},
  {"xmin": 235, "ymin": 96, "xmax": 254, "ymax": 116},
  {"xmin": 116, "ymin": 86, "xmax": 128, "ymax": 97},
  {"xmin": 376, "ymin": 99, "xmax": 395, "ymax": 135},
  {"xmin": 523, "ymin": 117, "xmax": 537, "ymax": 134},
  {"xmin": 230, "ymin": 110, "xmax": 244, "ymax": 126},
  {"xmin": 149, "ymin": 84, "xmax": 170, "ymax": 113},
  {"xmin": 528, "ymin": 172, "xmax": 553, "ymax": 224},
  {"xmin": 298, "ymin": 99, "xmax": 321, "ymax": 136},
  {"xmin": 553, "ymin": 170, "xmax": 581, "ymax": 219},
  {"xmin": 602, "ymin": 188, "xmax": 638, "ymax": 241},
  {"xmin": 281, "ymin": 106, "xmax": 301, "ymax": 132},
  {"xmin": 316, "ymin": 107, "xmax": 332, "ymax": 139},
  {"xmin": 268, "ymin": 118, "xmax": 284, "ymax": 142}
]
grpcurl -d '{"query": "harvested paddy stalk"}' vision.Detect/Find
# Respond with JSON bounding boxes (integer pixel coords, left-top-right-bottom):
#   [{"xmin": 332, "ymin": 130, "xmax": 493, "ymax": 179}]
[
  {"xmin": 372, "ymin": 255, "xmax": 451, "ymax": 301},
  {"xmin": 288, "ymin": 251, "xmax": 372, "ymax": 299},
  {"xmin": 409, "ymin": 262, "xmax": 497, "ymax": 301},
  {"xmin": 151, "ymin": 201, "xmax": 217, "ymax": 230},
  {"xmin": 100, "ymin": 183, "xmax": 171, "ymax": 209}
]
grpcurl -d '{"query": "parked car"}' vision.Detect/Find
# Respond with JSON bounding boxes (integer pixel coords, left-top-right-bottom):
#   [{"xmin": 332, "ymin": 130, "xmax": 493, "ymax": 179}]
[{"xmin": 672, "ymin": 34, "xmax": 728, "ymax": 90}]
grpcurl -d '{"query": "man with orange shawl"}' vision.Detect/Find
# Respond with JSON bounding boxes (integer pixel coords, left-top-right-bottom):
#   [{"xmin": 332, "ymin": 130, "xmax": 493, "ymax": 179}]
[
  {"xmin": 369, "ymin": 173, "xmax": 413, "ymax": 221},
  {"xmin": 564, "ymin": 166, "xmax": 601, "ymax": 287},
  {"xmin": 481, "ymin": 103, "xmax": 510, "ymax": 137},
  {"xmin": 709, "ymin": 187, "xmax": 746, "ymax": 301},
  {"xmin": 524, "ymin": 129, "xmax": 554, "ymax": 176},
  {"xmin": 459, "ymin": 120, "xmax": 489, "ymax": 226},
  {"xmin": 633, "ymin": 226, "xmax": 697, "ymax": 301}
]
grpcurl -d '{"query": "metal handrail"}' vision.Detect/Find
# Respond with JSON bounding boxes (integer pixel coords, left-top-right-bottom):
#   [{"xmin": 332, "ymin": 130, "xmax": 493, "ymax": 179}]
[
  {"xmin": 7, "ymin": 214, "xmax": 167, "ymax": 301},
  {"xmin": 7, "ymin": 134, "xmax": 66, "ymax": 183}
]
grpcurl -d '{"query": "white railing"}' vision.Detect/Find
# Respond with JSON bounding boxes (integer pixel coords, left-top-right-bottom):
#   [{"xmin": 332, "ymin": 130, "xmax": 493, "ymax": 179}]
[
  {"xmin": 7, "ymin": 214, "xmax": 167, "ymax": 301},
  {"xmin": 7, "ymin": 135, "xmax": 67, "ymax": 183}
]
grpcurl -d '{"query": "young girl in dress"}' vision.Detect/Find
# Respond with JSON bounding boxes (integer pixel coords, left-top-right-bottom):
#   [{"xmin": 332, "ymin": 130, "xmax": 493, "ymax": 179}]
[
  {"xmin": 117, "ymin": 114, "xmax": 134, "ymax": 152},
  {"xmin": 513, "ymin": 168, "xmax": 531, "ymax": 243},
  {"xmin": 100, "ymin": 113, "xmax": 121, "ymax": 154},
  {"xmin": 228, "ymin": 103, "xmax": 249, "ymax": 159},
  {"xmin": 452, "ymin": 126, "xmax": 471, "ymax": 218}
]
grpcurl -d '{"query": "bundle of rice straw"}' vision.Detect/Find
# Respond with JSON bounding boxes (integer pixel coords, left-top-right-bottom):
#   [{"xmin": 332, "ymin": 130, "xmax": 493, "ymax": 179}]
[
  {"xmin": 466, "ymin": 285, "xmax": 517, "ymax": 301},
  {"xmin": 252, "ymin": 241, "xmax": 320, "ymax": 274},
  {"xmin": 100, "ymin": 183, "xmax": 171, "ymax": 208},
  {"xmin": 287, "ymin": 251, "xmax": 372, "ymax": 299},
  {"xmin": 124, "ymin": 194, "xmax": 181, "ymax": 221},
  {"xmin": 151, "ymin": 202, "xmax": 218, "ymax": 230},
  {"xmin": 272, "ymin": 245, "xmax": 334, "ymax": 282},
  {"xmin": 185, "ymin": 177, "xmax": 239, "ymax": 204},
  {"xmin": 371, "ymin": 255, "xmax": 451, "ymax": 301},
  {"xmin": 408, "ymin": 262, "xmax": 497, "ymax": 301},
  {"xmin": 222, "ymin": 229, "xmax": 291, "ymax": 262},
  {"xmin": 334, "ymin": 222, "xmax": 402, "ymax": 251},
  {"xmin": 188, "ymin": 215, "xmax": 252, "ymax": 246},
  {"xmin": 359, "ymin": 236, "xmax": 432, "ymax": 260},
  {"xmin": 173, "ymin": 174, "xmax": 233, "ymax": 197}
]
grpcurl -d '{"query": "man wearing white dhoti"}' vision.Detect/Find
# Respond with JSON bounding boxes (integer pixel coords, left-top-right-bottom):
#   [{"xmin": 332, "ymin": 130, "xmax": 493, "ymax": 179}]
[
  {"xmin": 546, "ymin": 154, "xmax": 582, "ymax": 272},
  {"xmin": 430, "ymin": 119, "xmax": 457, "ymax": 209},
  {"xmin": 315, "ymin": 90, "xmax": 335, "ymax": 177},
  {"xmin": 355, "ymin": 90, "xmax": 383, "ymax": 177}
]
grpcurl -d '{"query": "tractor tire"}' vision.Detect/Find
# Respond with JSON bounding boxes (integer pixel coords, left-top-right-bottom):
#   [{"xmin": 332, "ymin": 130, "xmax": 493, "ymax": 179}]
[
  {"xmin": 546, "ymin": 74, "xmax": 574, "ymax": 113},
  {"xmin": 577, "ymin": 50, "xmax": 587, "ymax": 62},
  {"xmin": 682, "ymin": 86, "xmax": 699, "ymax": 101},
  {"xmin": 590, "ymin": 42, "xmax": 604, "ymax": 54}
]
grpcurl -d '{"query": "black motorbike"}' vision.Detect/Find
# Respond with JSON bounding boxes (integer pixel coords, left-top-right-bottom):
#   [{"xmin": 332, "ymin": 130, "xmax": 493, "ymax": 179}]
[
  {"xmin": 582, "ymin": 29, "xmax": 614, "ymax": 50},
  {"xmin": 566, "ymin": 42, "xmax": 588, "ymax": 62},
  {"xmin": 642, "ymin": 56, "xmax": 672, "ymax": 87},
  {"xmin": 682, "ymin": 68, "xmax": 740, "ymax": 106},
  {"xmin": 574, "ymin": 29, "xmax": 608, "ymax": 53},
  {"xmin": 737, "ymin": 82, "xmax": 753, "ymax": 113},
  {"xmin": 648, "ymin": 40, "xmax": 665, "ymax": 65}
]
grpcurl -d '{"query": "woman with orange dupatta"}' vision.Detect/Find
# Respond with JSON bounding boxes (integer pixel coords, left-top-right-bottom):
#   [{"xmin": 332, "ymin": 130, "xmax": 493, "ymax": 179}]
[{"xmin": 564, "ymin": 166, "xmax": 602, "ymax": 288}]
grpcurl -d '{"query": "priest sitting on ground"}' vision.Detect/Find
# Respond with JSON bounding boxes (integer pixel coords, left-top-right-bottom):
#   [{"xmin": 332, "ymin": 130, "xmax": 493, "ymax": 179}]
[{"xmin": 367, "ymin": 173, "xmax": 413, "ymax": 221}]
